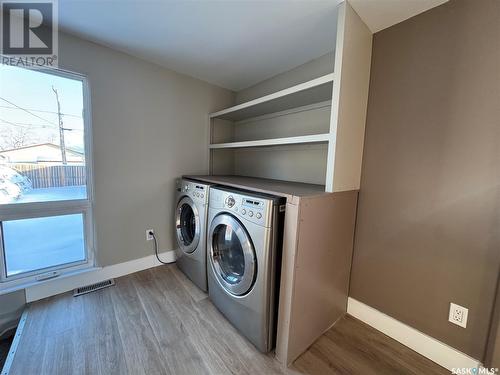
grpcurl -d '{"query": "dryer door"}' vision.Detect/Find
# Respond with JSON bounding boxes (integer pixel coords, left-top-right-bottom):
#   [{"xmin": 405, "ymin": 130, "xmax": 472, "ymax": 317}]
[
  {"xmin": 175, "ymin": 196, "xmax": 200, "ymax": 254},
  {"xmin": 209, "ymin": 213, "xmax": 256, "ymax": 296}
]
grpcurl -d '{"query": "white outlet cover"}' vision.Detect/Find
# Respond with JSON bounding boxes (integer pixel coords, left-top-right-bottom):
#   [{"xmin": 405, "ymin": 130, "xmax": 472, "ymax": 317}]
[{"xmin": 449, "ymin": 302, "xmax": 468, "ymax": 328}]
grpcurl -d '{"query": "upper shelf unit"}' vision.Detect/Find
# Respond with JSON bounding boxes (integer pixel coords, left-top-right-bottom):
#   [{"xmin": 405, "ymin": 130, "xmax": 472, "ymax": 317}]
[
  {"xmin": 210, "ymin": 73, "xmax": 334, "ymax": 122},
  {"xmin": 209, "ymin": 133, "xmax": 330, "ymax": 149}
]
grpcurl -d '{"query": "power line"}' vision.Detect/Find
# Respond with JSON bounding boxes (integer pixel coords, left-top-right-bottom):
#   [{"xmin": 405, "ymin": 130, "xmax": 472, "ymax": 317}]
[
  {"xmin": 0, "ymin": 104, "xmax": 82, "ymax": 119},
  {"xmin": 0, "ymin": 118, "xmax": 83, "ymax": 131},
  {"xmin": 0, "ymin": 119, "xmax": 46, "ymax": 127},
  {"xmin": 0, "ymin": 97, "xmax": 58, "ymax": 126},
  {"xmin": 0, "ymin": 117, "xmax": 32, "ymax": 129}
]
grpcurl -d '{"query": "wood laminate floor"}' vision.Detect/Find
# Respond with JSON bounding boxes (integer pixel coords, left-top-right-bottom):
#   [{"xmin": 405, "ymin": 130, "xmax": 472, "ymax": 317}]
[
  {"xmin": 8, "ymin": 265, "xmax": 449, "ymax": 375},
  {"xmin": 294, "ymin": 315, "xmax": 449, "ymax": 375}
]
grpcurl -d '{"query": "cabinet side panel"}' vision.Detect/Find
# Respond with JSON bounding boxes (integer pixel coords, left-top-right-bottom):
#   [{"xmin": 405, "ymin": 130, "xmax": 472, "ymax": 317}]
[
  {"xmin": 286, "ymin": 191, "xmax": 358, "ymax": 363},
  {"xmin": 275, "ymin": 202, "xmax": 300, "ymax": 365}
]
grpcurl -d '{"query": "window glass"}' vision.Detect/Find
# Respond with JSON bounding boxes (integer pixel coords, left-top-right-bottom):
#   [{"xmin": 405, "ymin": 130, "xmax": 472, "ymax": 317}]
[
  {"xmin": 0, "ymin": 65, "xmax": 93, "ymax": 282},
  {"xmin": 0, "ymin": 65, "xmax": 87, "ymax": 204},
  {"xmin": 3, "ymin": 213, "xmax": 85, "ymax": 277}
]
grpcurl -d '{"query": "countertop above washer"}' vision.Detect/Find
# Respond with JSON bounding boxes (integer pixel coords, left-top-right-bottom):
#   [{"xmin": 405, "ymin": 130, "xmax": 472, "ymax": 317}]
[{"xmin": 184, "ymin": 175, "xmax": 327, "ymax": 205}]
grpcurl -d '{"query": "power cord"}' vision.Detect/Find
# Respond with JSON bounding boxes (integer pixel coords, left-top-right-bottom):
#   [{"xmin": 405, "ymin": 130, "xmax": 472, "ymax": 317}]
[{"xmin": 150, "ymin": 231, "xmax": 174, "ymax": 265}]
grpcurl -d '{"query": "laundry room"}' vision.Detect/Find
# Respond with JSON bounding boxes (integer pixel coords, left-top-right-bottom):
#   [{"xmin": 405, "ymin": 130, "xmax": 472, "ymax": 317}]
[{"xmin": 0, "ymin": 1, "xmax": 499, "ymax": 374}]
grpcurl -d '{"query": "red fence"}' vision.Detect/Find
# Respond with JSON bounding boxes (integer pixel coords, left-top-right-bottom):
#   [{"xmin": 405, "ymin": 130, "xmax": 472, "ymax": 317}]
[{"xmin": 11, "ymin": 163, "xmax": 86, "ymax": 188}]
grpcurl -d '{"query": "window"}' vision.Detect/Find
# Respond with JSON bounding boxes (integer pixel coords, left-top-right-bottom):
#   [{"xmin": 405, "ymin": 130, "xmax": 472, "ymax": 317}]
[{"xmin": 0, "ymin": 65, "xmax": 94, "ymax": 284}]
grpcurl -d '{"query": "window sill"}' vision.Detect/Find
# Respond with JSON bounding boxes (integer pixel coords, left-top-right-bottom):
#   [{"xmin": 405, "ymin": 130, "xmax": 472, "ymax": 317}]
[{"xmin": 0, "ymin": 266, "xmax": 101, "ymax": 296}]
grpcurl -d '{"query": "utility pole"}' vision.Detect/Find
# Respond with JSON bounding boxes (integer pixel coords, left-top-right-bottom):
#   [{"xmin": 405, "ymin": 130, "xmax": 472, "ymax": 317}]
[{"xmin": 52, "ymin": 86, "xmax": 67, "ymax": 165}]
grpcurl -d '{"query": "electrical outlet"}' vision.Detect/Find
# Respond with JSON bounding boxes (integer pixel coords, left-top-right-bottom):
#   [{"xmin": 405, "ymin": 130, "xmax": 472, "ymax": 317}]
[
  {"xmin": 448, "ymin": 302, "xmax": 468, "ymax": 328},
  {"xmin": 146, "ymin": 229, "xmax": 154, "ymax": 241}
]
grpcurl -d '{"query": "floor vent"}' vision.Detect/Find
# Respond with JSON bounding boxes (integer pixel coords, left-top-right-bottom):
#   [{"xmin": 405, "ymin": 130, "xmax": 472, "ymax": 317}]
[{"xmin": 73, "ymin": 279, "xmax": 115, "ymax": 297}]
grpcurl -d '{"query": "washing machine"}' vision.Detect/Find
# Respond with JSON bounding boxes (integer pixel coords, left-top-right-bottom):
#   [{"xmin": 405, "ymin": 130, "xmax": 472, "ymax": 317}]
[
  {"xmin": 174, "ymin": 178, "xmax": 211, "ymax": 292},
  {"xmin": 207, "ymin": 186, "xmax": 285, "ymax": 352}
]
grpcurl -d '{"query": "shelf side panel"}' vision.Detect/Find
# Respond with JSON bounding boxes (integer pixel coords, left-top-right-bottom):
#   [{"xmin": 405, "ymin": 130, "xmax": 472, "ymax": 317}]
[{"xmin": 327, "ymin": 1, "xmax": 373, "ymax": 192}]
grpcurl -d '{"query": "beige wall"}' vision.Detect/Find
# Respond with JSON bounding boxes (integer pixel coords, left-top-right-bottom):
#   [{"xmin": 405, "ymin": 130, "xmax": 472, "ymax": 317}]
[
  {"xmin": 57, "ymin": 32, "xmax": 233, "ymax": 266},
  {"xmin": 350, "ymin": 0, "xmax": 500, "ymax": 361}
]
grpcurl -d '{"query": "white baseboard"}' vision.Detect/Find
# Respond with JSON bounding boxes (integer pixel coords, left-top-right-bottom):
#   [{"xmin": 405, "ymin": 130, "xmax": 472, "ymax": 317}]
[
  {"xmin": 25, "ymin": 250, "xmax": 176, "ymax": 302},
  {"xmin": 347, "ymin": 297, "xmax": 481, "ymax": 372}
]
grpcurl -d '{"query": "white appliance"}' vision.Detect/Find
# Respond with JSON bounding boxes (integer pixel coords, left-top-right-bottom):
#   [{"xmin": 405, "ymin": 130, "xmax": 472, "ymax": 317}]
[
  {"xmin": 174, "ymin": 178, "xmax": 211, "ymax": 292},
  {"xmin": 207, "ymin": 186, "xmax": 285, "ymax": 352}
]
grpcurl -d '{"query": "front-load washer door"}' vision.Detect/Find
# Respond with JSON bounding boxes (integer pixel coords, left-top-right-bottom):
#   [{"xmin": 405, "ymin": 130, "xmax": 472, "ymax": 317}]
[
  {"xmin": 209, "ymin": 213, "xmax": 256, "ymax": 296},
  {"xmin": 175, "ymin": 196, "xmax": 200, "ymax": 254}
]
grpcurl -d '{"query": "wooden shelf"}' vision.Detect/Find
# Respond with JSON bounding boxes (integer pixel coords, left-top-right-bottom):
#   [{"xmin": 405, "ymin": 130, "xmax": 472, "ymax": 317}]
[
  {"xmin": 209, "ymin": 133, "xmax": 330, "ymax": 149},
  {"xmin": 210, "ymin": 74, "xmax": 334, "ymax": 121}
]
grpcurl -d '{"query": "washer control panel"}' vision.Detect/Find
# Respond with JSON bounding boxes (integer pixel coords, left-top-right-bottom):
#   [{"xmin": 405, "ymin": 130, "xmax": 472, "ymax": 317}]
[{"xmin": 209, "ymin": 187, "xmax": 276, "ymax": 227}]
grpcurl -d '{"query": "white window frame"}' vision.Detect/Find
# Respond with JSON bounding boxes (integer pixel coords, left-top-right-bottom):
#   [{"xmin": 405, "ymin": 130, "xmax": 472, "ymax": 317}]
[{"xmin": 0, "ymin": 66, "xmax": 96, "ymax": 289}]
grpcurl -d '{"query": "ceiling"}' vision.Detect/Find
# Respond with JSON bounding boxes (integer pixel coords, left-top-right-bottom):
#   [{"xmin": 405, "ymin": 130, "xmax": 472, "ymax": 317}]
[
  {"xmin": 349, "ymin": 0, "xmax": 448, "ymax": 33},
  {"xmin": 58, "ymin": 0, "xmax": 449, "ymax": 92},
  {"xmin": 58, "ymin": 1, "xmax": 341, "ymax": 92}
]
